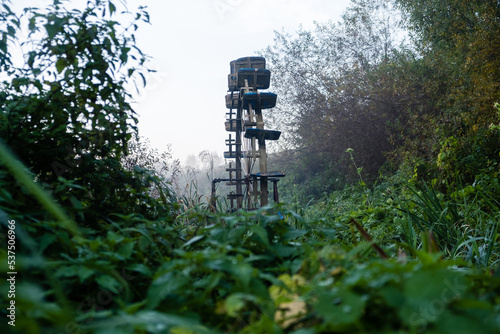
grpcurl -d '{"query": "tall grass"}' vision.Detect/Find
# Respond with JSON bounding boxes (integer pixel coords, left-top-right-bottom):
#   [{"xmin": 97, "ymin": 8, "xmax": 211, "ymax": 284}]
[
  {"xmin": 398, "ymin": 181, "xmax": 499, "ymax": 266},
  {"xmin": 292, "ymin": 176, "xmax": 499, "ymax": 267}
]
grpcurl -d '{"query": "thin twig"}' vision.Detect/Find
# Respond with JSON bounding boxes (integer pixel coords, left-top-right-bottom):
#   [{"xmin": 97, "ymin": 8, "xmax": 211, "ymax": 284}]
[{"xmin": 350, "ymin": 218, "xmax": 388, "ymax": 259}]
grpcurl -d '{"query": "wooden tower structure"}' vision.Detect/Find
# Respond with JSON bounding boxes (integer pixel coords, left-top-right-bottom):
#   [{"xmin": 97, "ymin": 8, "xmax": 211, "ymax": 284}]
[{"xmin": 211, "ymin": 56, "xmax": 285, "ymax": 211}]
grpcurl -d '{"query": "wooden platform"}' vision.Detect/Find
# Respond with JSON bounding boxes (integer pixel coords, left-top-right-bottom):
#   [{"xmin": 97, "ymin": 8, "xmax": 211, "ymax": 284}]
[
  {"xmin": 228, "ymin": 57, "xmax": 266, "ymax": 91},
  {"xmin": 227, "ymin": 193, "xmax": 244, "ymax": 199},
  {"xmin": 224, "ymin": 151, "xmax": 259, "ymax": 159},
  {"xmin": 244, "ymin": 128, "xmax": 281, "ymax": 141},
  {"xmin": 225, "ymin": 92, "xmax": 239, "ymax": 109},
  {"xmin": 225, "ymin": 120, "xmax": 257, "ymax": 132},
  {"xmin": 250, "ymin": 171, "xmax": 286, "ymax": 178},
  {"xmin": 242, "ymin": 92, "xmax": 277, "ymax": 110},
  {"xmin": 230, "ymin": 57, "xmax": 265, "ymax": 75},
  {"xmin": 236, "ymin": 68, "xmax": 271, "ymax": 90}
]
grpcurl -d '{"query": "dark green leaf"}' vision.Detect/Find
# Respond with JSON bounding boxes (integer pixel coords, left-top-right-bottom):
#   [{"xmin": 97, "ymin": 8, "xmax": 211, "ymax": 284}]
[
  {"xmin": 109, "ymin": 2, "xmax": 116, "ymax": 15},
  {"xmin": 55, "ymin": 57, "xmax": 66, "ymax": 74},
  {"xmin": 96, "ymin": 275, "xmax": 121, "ymax": 294}
]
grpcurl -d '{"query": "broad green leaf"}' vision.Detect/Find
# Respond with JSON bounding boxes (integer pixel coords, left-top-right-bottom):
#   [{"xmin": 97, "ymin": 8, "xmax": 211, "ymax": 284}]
[
  {"xmin": 39, "ymin": 233, "xmax": 57, "ymax": 253},
  {"xmin": 96, "ymin": 274, "xmax": 121, "ymax": 294},
  {"xmin": 55, "ymin": 57, "xmax": 66, "ymax": 74},
  {"xmin": 224, "ymin": 293, "xmax": 247, "ymax": 317},
  {"xmin": 120, "ymin": 47, "xmax": 130, "ymax": 63},
  {"xmin": 282, "ymin": 228, "xmax": 307, "ymax": 241},
  {"xmin": 45, "ymin": 22, "xmax": 60, "ymax": 39},
  {"xmin": 76, "ymin": 266, "xmax": 95, "ymax": 283},
  {"xmin": 88, "ymin": 310, "xmax": 211, "ymax": 333},
  {"xmin": 182, "ymin": 235, "xmax": 204, "ymax": 248},
  {"xmin": 400, "ymin": 269, "xmax": 467, "ymax": 325},
  {"xmin": 314, "ymin": 288, "xmax": 365, "ymax": 327},
  {"xmin": 109, "ymin": 2, "xmax": 116, "ymax": 15},
  {"xmin": 272, "ymin": 244, "xmax": 296, "ymax": 258},
  {"xmin": 55, "ymin": 265, "xmax": 80, "ymax": 278},
  {"xmin": 6, "ymin": 25, "xmax": 15, "ymax": 37},
  {"xmin": 228, "ymin": 226, "xmax": 246, "ymax": 240},
  {"xmin": 250, "ymin": 225, "xmax": 269, "ymax": 246},
  {"xmin": 126, "ymin": 263, "xmax": 152, "ymax": 276},
  {"xmin": 28, "ymin": 17, "xmax": 36, "ymax": 32},
  {"xmin": 433, "ymin": 309, "xmax": 497, "ymax": 334},
  {"xmin": 233, "ymin": 262, "xmax": 254, "ymax": 289},
  {"xmin": 147, "ymin": 272, "xmax": 186, "ymax": 308},
  {"xmin": 107, "ymin": 230, "xmax": 125, "ymax": 244},
  {"xmin": 117, "ymin": 242, "xmax": 135, "ymax": 259},
  {"xmin": 289, "ymin": 329, "xmax": 315, "ymax": 334},
  {"xmin": 170, "ymin": 327, "xmax": 196, "ymax": 334},
  {"xmin": 123, "ymin": 300, "xmax": 147, "ymax": 314}
]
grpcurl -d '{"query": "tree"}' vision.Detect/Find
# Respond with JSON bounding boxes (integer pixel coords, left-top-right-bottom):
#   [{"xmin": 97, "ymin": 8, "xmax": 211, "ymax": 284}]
[
  {"xmin": 0, "ymin": 0, "xmax": 172, "ymax": 223},
  {"xmin": 262, "ymin": 0, "xmax": 408, "ymax": 196},
  {"xmin": 393, "ymin": 0, "xmax": 500, "ymax": 181},
  {"xmin": 122, "ymin": 135, "xmax": 181, "ymax": 200},
  {"xmin": 199, "ymin": 150, "xmax": 220, "ymax": 182},
  {"xmin": 264, "ymin": 0, "xmax": 500, "ymax": 197}
]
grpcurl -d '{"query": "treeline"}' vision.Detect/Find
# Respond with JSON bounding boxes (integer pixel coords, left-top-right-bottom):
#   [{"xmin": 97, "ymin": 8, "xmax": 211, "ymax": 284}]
[{"xmin": 264, "ymin": 0, "xmax": 500, "ymax": 201}]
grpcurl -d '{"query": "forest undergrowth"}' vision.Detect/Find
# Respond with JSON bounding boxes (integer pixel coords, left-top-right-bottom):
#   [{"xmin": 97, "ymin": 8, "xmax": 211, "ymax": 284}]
[{"xmin": 1, "ymin": 137, "xmax": 499, "ymax": 333}]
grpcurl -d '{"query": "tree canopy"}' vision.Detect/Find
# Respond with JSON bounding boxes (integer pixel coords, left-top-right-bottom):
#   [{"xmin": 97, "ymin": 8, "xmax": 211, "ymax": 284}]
[
  {"xmin": 0, "ymin": 0, "xmax": 172, "ymax": 224},
  {"xmin": 263, "ymin": 0, "xmax": 500, "ymax": 200}
]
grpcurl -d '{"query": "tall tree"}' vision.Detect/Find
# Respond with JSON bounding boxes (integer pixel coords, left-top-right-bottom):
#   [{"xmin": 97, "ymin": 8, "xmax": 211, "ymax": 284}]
[
  {"xmin": 394, "ymin": 0, "xmax": 500, "ymax": 181},
  {"xmin": 262, "ymin": 0, "xmax": 408, "ymax": 195},
  {"xmin": 0, "ymin": 0, "xmax": 172, "ymax": 223}
]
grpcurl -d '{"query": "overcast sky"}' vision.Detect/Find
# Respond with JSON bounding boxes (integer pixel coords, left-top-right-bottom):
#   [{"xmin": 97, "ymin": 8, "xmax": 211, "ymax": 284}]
[{"xmin": 126, "ymin": 0, "xmax": 352, "ymax": 164}]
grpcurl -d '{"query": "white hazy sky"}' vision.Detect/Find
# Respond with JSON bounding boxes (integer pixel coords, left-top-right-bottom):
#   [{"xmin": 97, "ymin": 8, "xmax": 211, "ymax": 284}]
[{"xmin": 127, "ymin": 0, "xmax": 351, "ymax": 163}]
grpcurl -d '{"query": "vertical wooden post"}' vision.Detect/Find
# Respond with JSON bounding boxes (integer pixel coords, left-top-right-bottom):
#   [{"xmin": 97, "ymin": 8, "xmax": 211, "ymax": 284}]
[
  {"xmin": 259, "ymin": 140, "xmax": 268, "ymax": 206},
  {"xmin": 235, "ymin": 105, "xmax": 243, "ymax": 209},
  {"xmin": 255, "ymin": 99, "xmax": 268, "ymax": 206},
  {"xmin": 210, "ymin": 180, "xmax": 217, "ymax": 212}
]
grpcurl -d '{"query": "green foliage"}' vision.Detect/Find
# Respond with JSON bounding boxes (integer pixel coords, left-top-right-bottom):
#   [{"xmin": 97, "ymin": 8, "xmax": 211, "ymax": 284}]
[
  {"xmin": 1, "ymin": 105, "xmax": 499, "ymax": 333},
  {"xmin": 391, "ymin": 0, "xmax": 500, "ymax": 183},
  {"xmin": 262, "ymin": 0, "xmax": 406, "ymax": 191},
  {"xmin": 0, "ymin": 0, "xmax": 173, "ymax": 225},
  {"xmin": 1, "ymin": 0, "xmax": 499, "ymax": 333},
  {"xmin": 264, "ymin": 0, "xmax": 500, "ymax": 194},
  {"xmin": 1, "ymin": 169, "xmax": 499, "ymax": 333}
]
